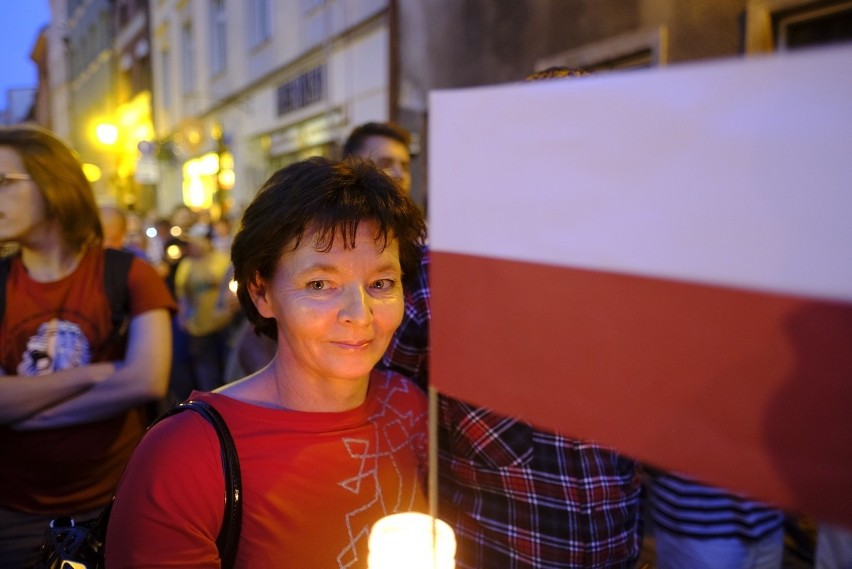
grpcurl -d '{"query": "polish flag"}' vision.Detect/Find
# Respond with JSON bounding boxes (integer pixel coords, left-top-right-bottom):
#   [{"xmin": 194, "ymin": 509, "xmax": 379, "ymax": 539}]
[{"xmin": 428, "ymin": 45, "xmax": 852, "ymax": 527}]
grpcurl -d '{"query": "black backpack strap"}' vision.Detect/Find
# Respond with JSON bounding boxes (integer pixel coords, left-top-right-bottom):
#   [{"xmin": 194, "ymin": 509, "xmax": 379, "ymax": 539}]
[
  {"xmin": 152, "ymin": 400, "xmax": 243, "ymax": 568},
  {"xmin": 102, "ymin": 248, "xmax": 134, "ymax": 340}
]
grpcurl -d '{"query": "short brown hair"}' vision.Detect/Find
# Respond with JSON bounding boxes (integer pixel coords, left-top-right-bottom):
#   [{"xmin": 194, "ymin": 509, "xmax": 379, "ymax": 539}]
[
  {"xmin": 232, "ymin": 157, "xmax": 427, "ymax": 340},
  {"xmin": 525, "ymin": 66, "xmax": 589, "ymax": 81}
]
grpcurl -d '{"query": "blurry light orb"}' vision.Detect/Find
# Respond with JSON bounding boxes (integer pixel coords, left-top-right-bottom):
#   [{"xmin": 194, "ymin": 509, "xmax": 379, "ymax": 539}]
[
  {"xmin": 81, "ymin": 163, "xmax": 102, "ymax": 182},
  {"xmin": 199, "ymin": 153, "xmax": 220, "ymax": 175},
  {"xmin": 146, "ymin": 227, "xmax": 158, "ymax": 239},
  {"xmin": 218, "ymin": 168, "xmax": 235, "ymax": 190},
  {"xmin": 170, "ymin": 226, "xmax": 182, "ymax": 237},
  {"xmin": 166, "ymin": 244, "xmax": 183, "ymax": 260},
  {"xmin": 95, "ymin": 123, "xmax": 119, "ymax": 146}
]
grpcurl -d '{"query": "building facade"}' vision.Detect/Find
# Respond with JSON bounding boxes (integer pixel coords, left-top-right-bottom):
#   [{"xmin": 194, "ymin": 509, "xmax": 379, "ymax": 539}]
[
  {"xmin": 41, "ymin": 0, "xmax": 852, "ymax": 215},
  {"xmin": 394, "ymin": 0, "xmax": 852, "ymax": 209},
  {"xmin": 149, "ymin": 0, "xmax": 394, "ymax": 218},
  {"xmin": 47, "ymin": 0, "xmax": 155, "ymax": 209}
]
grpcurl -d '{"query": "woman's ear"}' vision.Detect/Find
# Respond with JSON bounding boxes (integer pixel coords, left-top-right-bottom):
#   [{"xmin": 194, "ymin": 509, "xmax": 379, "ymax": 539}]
[{"xmin": 247, "ymin": 273, "xmax": 275, "ymax": 319}]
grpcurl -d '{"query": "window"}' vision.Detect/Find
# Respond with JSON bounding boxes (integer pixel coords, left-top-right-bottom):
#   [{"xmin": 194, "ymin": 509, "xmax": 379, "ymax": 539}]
[
  {"xmin": 776, "ymin": 0, "xmax": 852, "ymax": 50},
  {"xmin": 276, "ymin": 66, "xmax": 325, "ymax": 116},
  {"xmin": 118, "ymin": 1, "xmax": 129, "ymax": 27},
  {"xmin": 535, "ymin": 27, "xmax": 668, "ymax": 74},
  {"xmin": 300, "ymin": 0, "xmax": 325, "ymax": 14},
  {"xmin": 88, "ymin": 23, "xmax": 97, "ymax": 63},
  {"xmin": 160, "ymin": 49, "xmax": 172, "ymax": 114},
  {"xmin": 210, "ymin": 0, "xmax": 227, "ymax": 75},
  {"xmin": 181, "ymin": 23, "xmax": 196, "ymax": 95},
  {"xmin": 745, "ymin": 0, "xmax": 852, "ymax": 53},
  {"xmin": 248, "ymin": 0, "xmax": 272, "ymax": 48},
  {"xmin": 68, "ymin": 0, "xmax": 83, "ymax": 18}
]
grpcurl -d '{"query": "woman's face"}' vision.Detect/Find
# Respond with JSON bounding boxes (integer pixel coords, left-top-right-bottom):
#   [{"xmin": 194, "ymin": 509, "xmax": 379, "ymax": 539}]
[
  {"xmin": 252, "ymin": 220, "xmax": 404, "ymax": 386},
  {"xmin": 0, "ymin": 146, "xmax": 48, "ymax": 245}
]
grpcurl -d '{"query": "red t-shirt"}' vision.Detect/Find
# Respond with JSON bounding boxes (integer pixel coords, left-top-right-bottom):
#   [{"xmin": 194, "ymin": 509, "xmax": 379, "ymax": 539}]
[
  {"xmin": 106, "ymin": 372, "xmax": 429, "ymax": 568},
  {"xmin": 0, "ymin": 248, "xmax": 176, "ymax": 514}
]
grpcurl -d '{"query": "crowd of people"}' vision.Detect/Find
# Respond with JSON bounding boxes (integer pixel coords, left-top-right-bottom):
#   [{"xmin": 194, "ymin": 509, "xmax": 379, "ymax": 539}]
[{"xmin": 0, "ymin": 105, "xmax": 849, "ymax": 567}]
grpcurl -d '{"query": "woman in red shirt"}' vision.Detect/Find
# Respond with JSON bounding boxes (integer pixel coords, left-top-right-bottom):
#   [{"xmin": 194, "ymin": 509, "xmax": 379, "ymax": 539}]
[{"xmin": 107, "ymin": 157, "xmax": 429, "ymax": 568}]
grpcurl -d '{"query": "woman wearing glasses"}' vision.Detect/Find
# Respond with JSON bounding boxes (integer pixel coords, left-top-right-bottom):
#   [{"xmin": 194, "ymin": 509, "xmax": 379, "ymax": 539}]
[{"xmin": 0, "ymin": 125, "xmax": 175, "ymax": 568}]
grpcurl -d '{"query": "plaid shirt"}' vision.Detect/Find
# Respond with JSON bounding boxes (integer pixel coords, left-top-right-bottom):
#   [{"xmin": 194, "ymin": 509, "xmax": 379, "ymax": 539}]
[
  {"xmin": 379, "ymin": 248, "xmax": 430, "ymax": 391},
  {"xmin": 379, "ymin": 250, "xmax": 644, "ymax": 568},
  {"xmin": 439, "ymin": 401, "xmax": 643, "ymax": 569}
]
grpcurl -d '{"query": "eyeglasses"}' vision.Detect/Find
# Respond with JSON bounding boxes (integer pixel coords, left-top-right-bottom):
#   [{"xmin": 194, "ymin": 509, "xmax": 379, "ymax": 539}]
[{"xmin": 0, "ymin": 173, "xmax": 32, "ymax": 186}]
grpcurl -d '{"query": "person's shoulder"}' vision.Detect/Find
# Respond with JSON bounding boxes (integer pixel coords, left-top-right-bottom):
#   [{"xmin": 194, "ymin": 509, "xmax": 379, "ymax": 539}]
[
  {"xmin": 140, "ymin": 406, "xmax": 215, "ymax": 463},
  {"xmin": 371, "ymin": 368, "xmax": 424, "ymax": 389},
  {"xmin": 370, "ymin": 369, "xmax": 428, "ymax": 408},
  {"xmin": 127, "ymin": 252, "xmax": 163, "ymax": 277},
  {"xmin": 146, "ymin": 394, "xmax": 232, "ymax": 450}
]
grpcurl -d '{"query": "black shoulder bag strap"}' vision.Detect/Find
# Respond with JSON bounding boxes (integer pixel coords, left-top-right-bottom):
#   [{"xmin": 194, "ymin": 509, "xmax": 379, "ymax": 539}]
[
  {"xmin": 102, "ymin": 248, "xmax": 134, "ymax": 340},
  {"xmin": 0, "ymin": 256, "xmax": 11, "ymax": 323},
  {"xmin": 42, "ymin": 400, "xmax": 242, "ymax": 568},
  {"xmin": 154, "ymin": 400, "xmax": 243, "ymax": 568}
]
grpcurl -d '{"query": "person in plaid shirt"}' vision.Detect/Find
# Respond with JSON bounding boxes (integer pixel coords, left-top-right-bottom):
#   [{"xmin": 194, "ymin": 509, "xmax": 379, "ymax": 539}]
[
  {"xmin": 357, "ymin": 117, "xmax": 644, "ymax": 568},
  {"xmin": 378, "ymin": 253, "xmax": 643, "ymax": 568}
]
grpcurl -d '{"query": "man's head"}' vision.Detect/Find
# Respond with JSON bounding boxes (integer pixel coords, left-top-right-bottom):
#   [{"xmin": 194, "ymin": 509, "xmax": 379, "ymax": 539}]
[
  {"xmin": 525, "ymin": 66, "xmax": 589, "ymax": 81},
  {"xmin": 342, "ymin": 122, "xmax": 412, "ymax": 195},
  {"xmin": 99, "ymin": 205, "xmax": 128, "ymax": 249}
]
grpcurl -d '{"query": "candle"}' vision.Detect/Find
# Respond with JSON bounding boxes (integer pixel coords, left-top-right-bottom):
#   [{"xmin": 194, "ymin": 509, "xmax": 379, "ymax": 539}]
[{"xmin": 368, "ymin": 513, "xmax": 456, "ymax": 569}]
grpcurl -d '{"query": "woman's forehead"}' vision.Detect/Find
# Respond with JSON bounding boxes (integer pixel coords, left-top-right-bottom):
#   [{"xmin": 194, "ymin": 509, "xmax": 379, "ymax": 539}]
[{"xmin": 281, "ymin": 221, "xmax": 399, "ymax": 266}]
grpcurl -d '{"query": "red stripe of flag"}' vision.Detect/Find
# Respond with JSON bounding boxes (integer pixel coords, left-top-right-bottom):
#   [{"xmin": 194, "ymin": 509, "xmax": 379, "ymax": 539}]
[{"xmin": 431, "ymin": 251, "xmax": 852, "ymax": 526}]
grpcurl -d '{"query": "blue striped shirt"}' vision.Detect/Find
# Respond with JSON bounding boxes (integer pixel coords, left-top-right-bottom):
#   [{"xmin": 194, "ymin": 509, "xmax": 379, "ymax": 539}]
[{"xmin": 649, "ymin": 472, "xmax": 784, "ymax": 540}]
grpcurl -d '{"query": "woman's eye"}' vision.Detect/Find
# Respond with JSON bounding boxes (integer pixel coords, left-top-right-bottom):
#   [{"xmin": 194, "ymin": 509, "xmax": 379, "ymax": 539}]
[
  {"xmin": 372, "ymin": 279, "xmax": 396, "ymax": 290},
  {"xmin": 307, "ymin": 281, "xmax": 325, "ymax": 290}
]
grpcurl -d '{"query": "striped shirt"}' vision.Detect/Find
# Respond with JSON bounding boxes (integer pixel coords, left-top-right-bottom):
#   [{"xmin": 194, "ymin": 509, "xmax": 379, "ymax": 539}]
[{"xmin": 649, "ymin": 472, "xmax": 784, "ymax": 540}]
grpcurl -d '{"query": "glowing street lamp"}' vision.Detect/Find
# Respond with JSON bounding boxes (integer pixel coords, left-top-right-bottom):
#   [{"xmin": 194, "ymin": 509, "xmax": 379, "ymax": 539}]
[{"xmin": 95, "ymin": 122, "xmax": 119, "ymax": 146}]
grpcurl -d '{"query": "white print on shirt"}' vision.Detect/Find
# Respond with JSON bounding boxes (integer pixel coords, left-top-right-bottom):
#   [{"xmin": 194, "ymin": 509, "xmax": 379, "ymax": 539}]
[
  {"xmin": 17, "ymin": 318, "xmax": 92, "ymax": 376},
  {"xmin": 335, "ymin": 381, "xmax": 427, "ymax": 568}
]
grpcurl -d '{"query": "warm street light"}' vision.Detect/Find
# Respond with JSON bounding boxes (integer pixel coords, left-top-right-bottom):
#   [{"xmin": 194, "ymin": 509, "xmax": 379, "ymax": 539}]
[
  {"xmin": 81, "ymin": 163, "xmax": 102, "ymax": 182},
  {"xmin": 95, "ymin": 122, "xmax": 119, "ymax": 146}
]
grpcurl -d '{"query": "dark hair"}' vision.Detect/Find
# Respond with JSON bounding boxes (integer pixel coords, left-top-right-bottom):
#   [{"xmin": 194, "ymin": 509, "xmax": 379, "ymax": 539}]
[
  {"xmin": 232, "ymin": 157, "xmax": 427, "ymax": 340},
  {"xmin": 0, "ymin": 124, "xmax": 102, "ymax": 250},
  {"xmin": 525, "ymin": 66, "xmax": 590, "ymax": 81},
  {"xmin": 342, "ymin": 122, "xmax": 411, "ymax": 158}
]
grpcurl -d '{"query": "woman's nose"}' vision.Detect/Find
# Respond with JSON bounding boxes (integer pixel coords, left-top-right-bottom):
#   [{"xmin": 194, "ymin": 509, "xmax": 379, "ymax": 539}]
[{"xmin": 339, "ymin": 285, "xmax": 372, "ymax": 324}]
